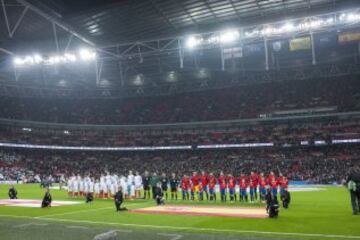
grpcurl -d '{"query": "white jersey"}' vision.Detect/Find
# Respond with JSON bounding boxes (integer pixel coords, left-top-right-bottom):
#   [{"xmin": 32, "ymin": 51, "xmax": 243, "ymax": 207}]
[
  {"xmin": 73, "ymin": 180, "xmax": 79, "ymax": 192},
  {"xmin": 84, "ymin": 181, "xmax": 90, "ymax": 193},
  {"xmin": 120, "ymin": 177, "xmax": 127, "ymax": 194},
  {"xmin": 88, "ymin": 181, "xmax": 94, "ymax": 193},
  {"xmin": 110, "ymin": 182, "xmax": 117, "ymax": 195},
  {"xmin": 94, "ymin": 182, "xmax": 100, "ymax": 194},
  {"xmin": 79, "ymin": 180, "xmax": 85, "ymax": 192},
  {"xmin": 67, "ymin": 179, "xmax": 73, "ymax": 192},
  {"xmin": 134, "ymin": 175, "xmax": 142, "ymax": 189},
  {"xmin": 128, "ymin": 174, "xmax": 134, "ymax": 185},
  {"xmin": 101, "ymin": 181, "xmax": 108, "ymax": 193}
]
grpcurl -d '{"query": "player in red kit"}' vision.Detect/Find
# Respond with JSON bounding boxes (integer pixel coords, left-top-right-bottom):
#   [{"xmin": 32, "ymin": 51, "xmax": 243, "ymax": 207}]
[
  {"xmin": 258, "ymin": 172, "xmax": 267, "ymax": 202},
  {"xmin": 267, "ymin": 171, "xmax": 276, "ymax": 186},
  {"xmin": 181, "ymin": 175, "xmax": 189, "ymax": 200},
  {"xmin": 250, "ymin": 171, "xmax": 259, "ymax": 201},
  {"xmin": 268, "ymin": 171, "xmax": 279, "ymax": 197},
  {"xmin": 249, "ymin": 178, "xmax": 257, "ymax": 202},
  {"xmin": 191, "ymin": 171, "xmax": 200, "ymax": 199},
  {"xmin": 239, "ymin": 173, "xmax": 248, "ymax": 202},
  {"xmin": 278, "ymin": 174, "xmax": 288, "ymax": 196},
  {"xmin": 227, "ymin": 174, "xmax": 236, "ymax": 202},
  {"xmin": 198, "ymin": 182, "xmax": 204, "ymax": 201},
  {"xmin": 200, "ymin": 171, "xmax": 209, "ymax": 200},
  {"xmin": 208, "ymin": 173, "xmax": 217, "ymax": 201},
  {"xmin": 218, "ymin": 172, "xmax": 227, "ymax": 202}
]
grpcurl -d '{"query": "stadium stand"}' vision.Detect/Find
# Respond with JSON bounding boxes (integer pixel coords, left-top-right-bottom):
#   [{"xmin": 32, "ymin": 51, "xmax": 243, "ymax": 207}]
[{"xmin": 0, "ymin": 76, "xmax": 359, "ymax": 124}]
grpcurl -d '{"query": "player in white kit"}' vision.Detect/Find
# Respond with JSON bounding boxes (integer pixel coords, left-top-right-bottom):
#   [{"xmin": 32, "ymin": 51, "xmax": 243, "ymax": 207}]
[
  {"xmin": 94, "ymin": 179, "xmax": 100, "ymax": 198},
  {"xmin": 127, "ymin": 171, "xmax": 135, "ymax": 199},
  {"xmin": 134, "ymin": 171, "xmax": 143, "ymax": 199}
]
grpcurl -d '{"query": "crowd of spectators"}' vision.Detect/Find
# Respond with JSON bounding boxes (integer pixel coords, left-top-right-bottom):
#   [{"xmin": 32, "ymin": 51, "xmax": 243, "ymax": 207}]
[
  {"xmin": 0, "ymin": 145, "xmax": 358, "ymax": 184},
  {"xmin": 0, "ymin": 77, "xmax": 359, "ymax": 125},
  {"xmin": 1, "ymin": 119, "xmax": 359, "ymax": 147}
]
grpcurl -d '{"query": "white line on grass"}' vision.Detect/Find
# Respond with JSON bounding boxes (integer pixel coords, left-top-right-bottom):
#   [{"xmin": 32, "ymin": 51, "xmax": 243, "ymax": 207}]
[
  {"xmin": 114, "ymin": 229, "xmax": 133, "ymax": 233},
  {"xmin": 93, "ymin": 230, "xmax": 118, "ymax": 240},
  {"xmin": 1, "ymin": 214, "xmax": 359, "ymax": 239},
  {"xmin": 158, "ymin": 233, "xmax": 183, "ymax": 240},
  {"xmin": 14, "ymin": 223, "xmax": 48, "ymax": 228},
  {"xmin": 66, "ymin": 225, "xmax": 89, "ymax": 230}
]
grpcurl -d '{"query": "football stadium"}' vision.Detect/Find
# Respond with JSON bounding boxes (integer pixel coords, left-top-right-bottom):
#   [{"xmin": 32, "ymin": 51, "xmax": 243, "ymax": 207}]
[{"xmin": 1, "ymin": 0, "xmax": 360, "ymax": 239}]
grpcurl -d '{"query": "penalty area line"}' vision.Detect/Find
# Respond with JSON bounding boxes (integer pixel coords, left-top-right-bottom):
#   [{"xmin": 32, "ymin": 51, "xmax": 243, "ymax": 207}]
[{"xmin": 0, "ymin": 214, "xmax": 359, "ymax": 239}]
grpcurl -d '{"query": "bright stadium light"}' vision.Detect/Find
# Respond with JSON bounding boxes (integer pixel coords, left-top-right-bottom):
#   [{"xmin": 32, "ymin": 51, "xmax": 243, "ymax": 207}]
[
  {"xmin": 79, "ymin": 48, "xmax": 96, "ymax": 61},
  {"xmin": 33, "ymin": 54, "xmax": 43, "ymax": 64},
  {"xmin": 64, "ymin": 53, "xmax": 77, "ymax": 62},
  {"xmin": 14, "ymin": 57, "xmax": 24, "ymax": 65},
  {"xmin": 281, "ymin": 23, "xmax": 295, "ymax": 32},
  {"xmin": 219, "ymin": 30, "xmax": 240, "ymax": 43},
  {"xmin": 186, "ymin": 36, "xmax": 202, "ymax": 48}
]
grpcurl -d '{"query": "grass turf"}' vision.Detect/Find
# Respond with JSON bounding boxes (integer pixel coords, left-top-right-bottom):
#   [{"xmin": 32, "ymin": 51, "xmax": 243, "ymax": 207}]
[{"xmin": 0, "ymin": 184, "xmax": 359, "ymax": 240}]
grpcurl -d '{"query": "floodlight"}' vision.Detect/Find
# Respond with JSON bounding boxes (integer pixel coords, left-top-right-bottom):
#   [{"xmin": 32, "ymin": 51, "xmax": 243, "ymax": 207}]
[
  {"xmin": 64, "ymin": 53, "xmax": 77, "ymax": 62},
  {"xmin": 79, "ymin": 48, "xmax": 96, "ymax": 61},
  {"xmin": 24, "ymin": 56, "xmax": 34, "ymax": 65},
  {"xmin": 220, "ymin": 30, "xmax": 240, "ymax": 43},
  {"xmin": 347, "ymin": 13, "xmax": 360, "ymax": 22},
  {"xmin": 186, "ymin": 36, "xmax": 201, "ymax": 48},
  {"xmin": 33, "ymin": 54, "xmax": 43, "ymax": 64},
  {"xmin": 282, "ymin": 23, "xmax": 295, "ymax": 32},
  {"xmin": 14, "ymin": 57, "xmax": 24, "ymax": 65}
]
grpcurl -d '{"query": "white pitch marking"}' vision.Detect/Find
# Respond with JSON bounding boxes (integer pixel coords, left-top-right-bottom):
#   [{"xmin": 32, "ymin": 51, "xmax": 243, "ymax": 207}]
[
  {"xmin": 158, "ymin": 233, "xmax": 183, "ymax": 240},
  {"xmin": 114, "ymin": 229, "xmax": 133, "ymax": 233},
  {"xmin": 66, "ymin": 225, "xmax": 89, "ymax": 230},
  {"xmin": 14, "ymin": 223, "xmax": 48, "ymax": 228},
  {"xmin": 1, "ymin": 214, "xmax": 360, "ymax": 239},
  {"xmin": 93, "ymin": 230, "xmax": 118, "ymax": 240}
]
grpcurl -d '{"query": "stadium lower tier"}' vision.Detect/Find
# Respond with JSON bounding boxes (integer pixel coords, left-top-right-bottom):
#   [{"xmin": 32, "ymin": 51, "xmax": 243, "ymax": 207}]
[{"xmin": 0, "ymin": 145, "xmax": 358, "ymax": 184}]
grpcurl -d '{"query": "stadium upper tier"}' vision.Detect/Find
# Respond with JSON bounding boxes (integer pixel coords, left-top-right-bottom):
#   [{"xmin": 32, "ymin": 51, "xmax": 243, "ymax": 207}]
[
  {"xmin": 0, "ymin": 76, "xmax": 359, "ymax": 125},
  {"xmin": 1, "ymin": 118, "xmax": 359, "ymax": 148}
]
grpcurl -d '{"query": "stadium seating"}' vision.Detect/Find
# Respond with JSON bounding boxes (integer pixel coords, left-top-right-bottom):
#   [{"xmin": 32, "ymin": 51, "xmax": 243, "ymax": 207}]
[{"xmin": 0, "ymin": 76, "xmax": 359, "ymax": 125}]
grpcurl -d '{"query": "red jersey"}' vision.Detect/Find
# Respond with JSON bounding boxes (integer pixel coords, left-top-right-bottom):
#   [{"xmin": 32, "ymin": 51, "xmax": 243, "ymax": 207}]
[
  {"xmin": 277, "ymin": 176, "xmax": 284, "ymax": 186},
  {"xmin": 181, "ymin": 177, "xmax": 189, "ymax": 190},
  {"xmin": 239, "ymin": 175, "xmax": 247, "ymax": 182},
  {"xmin": 249, "ymin": 179, "xmax": 256, "ymax": 188},
  {"xmin": 228, "ymin": 177, "xmax": 236, "ymax": 189},
  {"xmin": 208, "ymin": 176, "xmax": 217, "ymax": 190},
  {"xmin": 258, "ymin": 176, "xmax": 267, "ymax": 188},
  {"xmin": 270, "ymin": 179, "xmax": 278, "ymax": 189},
  {"xmin": 280, "ymin": 178, "xmax": 289, "ymax": 188},
  {"xmin": 200, "ymin": 175, "xmax": 209, "ymax": 186},
  {"xmin": 190, "ymin": 181, "xmax": 195, "ymax": 192},
  {"xmin": 250, "ymin": 173, "xmax": 259, "ymax": 186},
  {"xmin": 191, "ymin": 175, "xmax": 200, "ymax": 186},
  {"xmin": 218, "ymin": 175, "xmax": 227, "ymax": 184},
  {"xmin": 239, "ymin": 177, "xmax": 248, "ymax": 189},
  {"xmin": 219, "ymin": 176, "xmax": 227, "ymax": 190},
  {"xmin": 267, "ymin": 174, "xmax": 276, "ymax": 185}
]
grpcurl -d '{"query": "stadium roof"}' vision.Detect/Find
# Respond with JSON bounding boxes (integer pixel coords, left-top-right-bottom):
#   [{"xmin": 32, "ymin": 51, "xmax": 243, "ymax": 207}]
[{"xmin": 1, "ymin": 0, "xmax": 359, "ymax": 53}]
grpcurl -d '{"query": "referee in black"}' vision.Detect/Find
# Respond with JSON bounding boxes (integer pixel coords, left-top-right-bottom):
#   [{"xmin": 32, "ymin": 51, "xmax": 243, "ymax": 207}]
[
  {"xmin": 142, "ymin": 171, "xmax": 151, "ymax": 200},
  {"xmin": 346, "ymin": 166, "xmax": 360, "ymax": 215}
]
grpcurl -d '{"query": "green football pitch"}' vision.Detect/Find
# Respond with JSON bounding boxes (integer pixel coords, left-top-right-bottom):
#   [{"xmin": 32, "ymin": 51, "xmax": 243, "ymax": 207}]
[{"xmin": 0, "ymin": 184, "xmax": 359, "ymax": 240}]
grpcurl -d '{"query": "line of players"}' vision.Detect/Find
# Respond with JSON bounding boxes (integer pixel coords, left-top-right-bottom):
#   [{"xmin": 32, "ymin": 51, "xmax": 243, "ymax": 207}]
[
  {"xmin": 174, "ymin": 171, "xmax": 288, "ymax": 203},
  {"xmin": 66, "ymin": 170, "xmax": 289, "ymax": 203}
]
